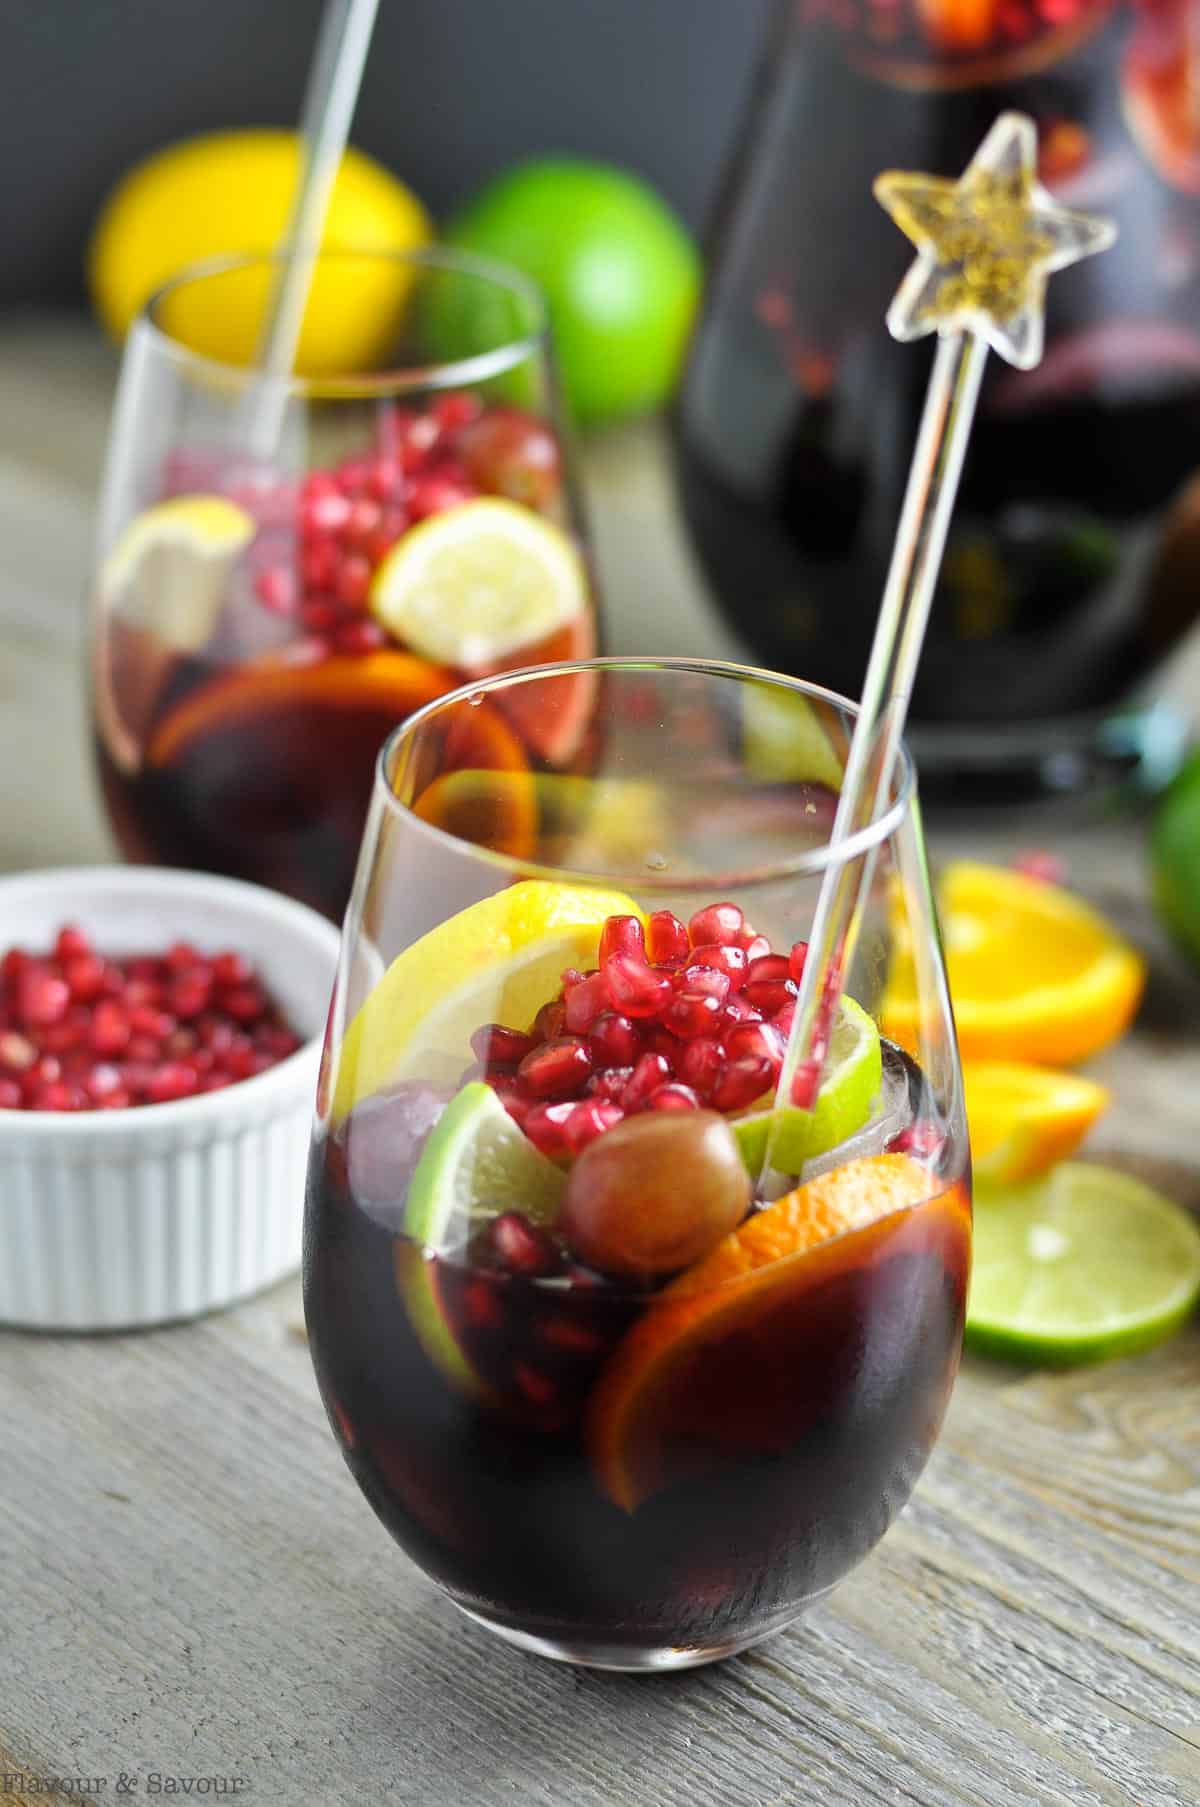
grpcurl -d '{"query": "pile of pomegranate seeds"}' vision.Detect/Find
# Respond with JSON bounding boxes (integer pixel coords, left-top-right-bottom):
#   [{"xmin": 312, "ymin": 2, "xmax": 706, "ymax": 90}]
[
  {"xmin": 0, "ymin": 925, "xmax": 302, "ymax": 1112},
  {"xmin": 243, "ymin": 396, "xmax": 562, "ymax": 663},
  {"xmin": 467, "ymin": 904, "xmax": 809, "ymax": 1161}
]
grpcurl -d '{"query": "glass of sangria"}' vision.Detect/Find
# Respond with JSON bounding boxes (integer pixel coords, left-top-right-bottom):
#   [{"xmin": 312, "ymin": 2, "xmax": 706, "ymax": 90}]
[
  {"xmin": 91, "ymin": 248, "xmax": 597, "ymax": 921},
  {"xmin": 303, "ymin": 657, "xmax": 971, "ymax": 1670}
]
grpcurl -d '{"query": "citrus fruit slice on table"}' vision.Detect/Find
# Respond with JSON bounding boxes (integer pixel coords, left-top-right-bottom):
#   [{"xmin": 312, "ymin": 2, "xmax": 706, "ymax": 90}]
[
  {"xmin": 883, "ymin": 861, "xmax": 1145, "ymax": 1065},
  {"xmin": 332, "ymin": 879, "xmax": 643, "ymax": 1118},
  {"xmin": 964, "ymin": 1060, "xmax": 1110, "ymax": 1184},
  {"xmin": 588, "ymin": 1154, "xmax": 969, "ymax": 1511},
  {"xmin": 967, "ymin": 1163, "xmax": 1200, "ymax": 1366},
  {"xmin": 369, "ymin": 498, "xmax": 588, "ymax": 670},
  {"xmin": 729, "ymin": 996, "xmax": 883, "ymax": 1175}
]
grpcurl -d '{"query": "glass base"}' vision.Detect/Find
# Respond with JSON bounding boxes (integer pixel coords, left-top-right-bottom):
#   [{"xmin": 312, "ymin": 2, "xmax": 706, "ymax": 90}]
[
  {"xmin": 453, "ymin": 1601, "xmax": 804, "ymax": 1672},
  {"xmin": 910, "ymin": 699, "xmax": 1187, "ymax": 809}
]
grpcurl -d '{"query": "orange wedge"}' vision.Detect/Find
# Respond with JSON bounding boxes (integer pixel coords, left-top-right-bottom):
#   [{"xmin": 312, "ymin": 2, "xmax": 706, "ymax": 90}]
[
  {"xmin": 963, "ymin": 1060, "xmax": 1109, "ymax": 1184},
  {"xmin": 587, "ymin": 1155, "xmax": 970, "ymax": 1512},
  {"xmin": 883, "ymin": 861, "xmax": 1145, "ymax": 1066}
]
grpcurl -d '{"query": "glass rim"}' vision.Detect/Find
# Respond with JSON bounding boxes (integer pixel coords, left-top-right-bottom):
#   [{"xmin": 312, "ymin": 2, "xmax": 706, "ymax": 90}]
[
  {"xmin": 136, "ymin": 244, "xmax": 552, "ymax": 399},
  {"xmin": 376, "ymin": 657, "xmax": 917, "ymax": 892}
]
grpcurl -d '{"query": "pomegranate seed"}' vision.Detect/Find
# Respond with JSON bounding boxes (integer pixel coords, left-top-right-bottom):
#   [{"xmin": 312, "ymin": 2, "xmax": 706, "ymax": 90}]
[
  {"xmin": 742, "ymin": 934, "xmax": 772, "ymax": 963},
  {"xmin": 54, "ymin": 925, "xmax": 92, "ymax": 961},
  {"xmin": 464, "ymin": 1026, "xmax": 532, "ymax": 1072},
  {"xmin": 736, "ymin": 922, "xmax": 762, "ymax": 950},
  {"xmin": 201, "ymin": 1074, "xmax": 234, "ymax": 1094},
  {"xmin": 95, "ymin": 1087, "xmax": 133, "ymax": 1108},
  {"xmin": 301, "ymin": 544, "xmax": 337, "ymax": 589},
  {"xmin": 664, "ymin": 989, "xmax": 724, "ymax": 1039},
  {"xmin": 221, "ymin": 985, "xmax": 266, "ymax": 1024},
  {"xmin": 533, "ymin": 1000, "xmax": 567, "ymax": 1043},
  {"xmin": 488, "ymin": 1074, "xmax": 532, "ymax": 1126},
  {"xmin": 84, "ymin": 1063, "xmax": 123, "ymax": 1101},
  {"xmin": 335, "ymin": 456, "xmax": 373, "ymax": 495},
  {"xmin": 254, "ymin": 566, "xmax": 297, "ymax": 614},
  {"xmin": 365, "ymin": 458, "xmax": 403, "ymax": 502},
  {"xmin": 621, "ymin": 1052, "xmax": 673, "ymax": 1112},
  {"xmin": 789, "ymin": 941, "xmax": 809, "ymax": 984},
  {"xmin": 0, "ymin": 1077, "xmax": 21, "ymax": 1109},
  {"xmin": 586, "ymin": 1067, "xmax": 634, "ymax": 1103},
  {"xmin": 130, "ymin": 1005, "xmax": 175, "ymax": 1039},
  {"xmin": 746, "ymin": 954, "xmax": 791, "ymax": 986},
  {"xmin": 598, "ymin": 915, "xmax": 646, "ymax": 965},
  {"xmin": 646, "ymin": 911, "xmax": 690, "ymax": 966},
  {"xmin": 518, "ymin": 1036, "xmax": 594, "ymax": 1099},
  {"xmin": 18, "ymin": 968, "xmax": 70, "ymax": 1027},
  {"xmin": 711, "ymin": 1056, "xmax": 774, "ymax": 1113},
  {"xmin": 676, "ymin": 1037, "xmax": 725, "ymax": 1098},
  {"xmin": 643, "ymin": 1025, "xmax": 680, "ymax": 1065},
  {"xmin": 538, "ymin": 1313, "xmax": 603, "ymax": 1357},
  {"xmin": 563, "ymin": 971, "xmax": 611, "ymax": 1034},
  {"xmin": 514, "ymin": 1362, "xmax": 559, "ymax": 1408},
  {"xmin": 118, "ymin": 1062, "xmax": 155, "ymax": 1096},
  {"xmin": 89, "ymin": 1001, "xmax": 131, "ymax": 1055},
  {"xmin": 434, "ymin": 392, "xmax": 482, "ymax": 434},
  {"xmin": 648, "ymin": 1082, "xmax": 702, "ymax": 1112},
  {"xmin": 603, "ymin": 953, "xmax": 672, "ymax": 1019},
  {"xmin": 301, "ymin": 599, "xmax": 340, "ymax": 633},
  {"xmin": 64, "ymin": 955, "xmax": 106, "ymax": 1002},
  {"xmin": 302, "ymin": 489, "xmax": 352, "ymax": 533},
  {"xmin": 559, "ymin": 968, "xmax": 585, "ymax": 990},
  {"xmin": 31, "ymin": 1081, "xmax": 80, "ymax": 1111},
  {"xmin": 409, "ymin": 474, "xmax": 474, "ymax": 519},
  {"xmin": 523, "ymin": 1100, "xmax": 576, "ymax": 1158},
  {"xmin": 343, "ymin": 497, "xmax": 381, "ymax": 542},
  {"xmin": 744, "ymin": 978, "xmax": 797, "ymax": 1016},
  {"xmin": 334, "ymin": 554, "xmax": 373, "ymax": 610},
  {"xmin": 166, "ymin": 1028, "xmax": 200, "ymax": 1058},
  {"xmin": 587, "ymin": 1012, "xmax": 641, "ymax": 1068},
  {"xmin": 334, "ymin": 619, "xmax": 387, "ymax": 656},
  {"xmin": 687, "ymin": 943, "xmax": 748, "ymax": 987},
  {"xmin": 123, "ymin": 977, "xmax": 163, "ymax": 1008},
  {"xmin": 725, "ymin": 1021, "xmax": 785, "ymax": 1068},
  {"xmin": 889, "ymin": 1120, "xmax": 946, "ymax": 1162},
  {"xmin": 198, "ymin": 1017, "xmax": 236, "ymax": 1053},
  {"xmin": 463, "ymin": 1278, "xmax": 505, "ymax": 1330},
  {"xmin": 489, "ymin": 1211, "xmax": 560, "ymax": 1276},
  {"xmin": 212, "ymin": 951, "xmax": 252, "ymax": 987},
  {"xmin": 773, "ymin": 1000, "xmax": 796, "ymax": 1038},
  {"xmin": 183, "ymin": 1047, "xmax": 214, "ymax": 1074},
  {"xmin": 688, "ymin": 902, "xmax": 744, "ymax": 948},
  {"xmin": 165, "ymin": 942, "xmax": 201, "ymax": 973},
  {"xmin": 679, "ymin": 964, "xmax": 732, "ymax": 1004},
  {"xmin": 721, "ymin": 995, "xmax": 763, "ymax": 1028},
  {"xmin": 0, "ymin": 1032, "xmax": 36, "ymax": 1072},
  {"xmin": 256, "ymin": 1026, "xmax": 301, "ymax": 1059},
  {"xmin": 39, "ymin": 1018, "xmax": 88, "ymax": 1055},
  {"xmin": 563, "ymin": 1099, "xmax": 624, "ymax": 1153}
]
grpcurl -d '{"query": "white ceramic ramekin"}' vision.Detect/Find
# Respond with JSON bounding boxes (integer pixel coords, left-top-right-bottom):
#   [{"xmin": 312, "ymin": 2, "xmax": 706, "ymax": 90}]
[{"xmin": 0, "ymin": 867, "xmax": 341, "ymax": 1331}]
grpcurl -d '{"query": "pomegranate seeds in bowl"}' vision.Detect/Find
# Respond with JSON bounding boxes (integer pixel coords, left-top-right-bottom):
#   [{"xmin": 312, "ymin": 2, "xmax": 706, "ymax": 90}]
[{"xmin": 0, "ymin": 924, "xmax": 302, "ymax": 1112}]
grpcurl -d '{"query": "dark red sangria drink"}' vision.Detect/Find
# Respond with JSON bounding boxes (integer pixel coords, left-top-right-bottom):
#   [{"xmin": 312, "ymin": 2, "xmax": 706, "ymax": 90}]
[
  {"xmin": 91, "ymin": 251, "xmax": 597, "ymax": 921},
  {"xmin": 303, "ymin": 662, "xmax": 971, "ymax": 1668}
]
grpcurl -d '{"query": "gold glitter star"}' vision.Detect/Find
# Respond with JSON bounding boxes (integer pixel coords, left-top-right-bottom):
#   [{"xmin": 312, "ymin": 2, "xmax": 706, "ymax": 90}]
[{"xmin": 874, "ymin": 111, "xmax": 1116, "ymax": 370}]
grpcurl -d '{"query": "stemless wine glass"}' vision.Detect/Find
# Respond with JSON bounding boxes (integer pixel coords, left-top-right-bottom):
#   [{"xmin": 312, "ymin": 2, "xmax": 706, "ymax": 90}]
[
  {"xmin": 90, "ymin": 248, "xmax": 596, "ymax": 922},
  {"xmin": 303, "ymin": 657, "xmax": 971, "ymax": 1670}
]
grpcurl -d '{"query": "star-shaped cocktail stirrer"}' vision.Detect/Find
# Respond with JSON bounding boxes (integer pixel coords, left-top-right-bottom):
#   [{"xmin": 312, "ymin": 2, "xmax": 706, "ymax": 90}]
[{"xmin": 760, "ymin": 112, "xmax": 1115, "ymax": 1191}]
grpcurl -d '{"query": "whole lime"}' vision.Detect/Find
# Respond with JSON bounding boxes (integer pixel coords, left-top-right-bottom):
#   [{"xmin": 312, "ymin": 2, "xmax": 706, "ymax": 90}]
[
  {"xmin": 444, "ymin": 159, "xmax": 701, "ymax": 428},
  {"xmin": 1150, "ymin": 747, "xmax": 1200, "ymax": 967}
]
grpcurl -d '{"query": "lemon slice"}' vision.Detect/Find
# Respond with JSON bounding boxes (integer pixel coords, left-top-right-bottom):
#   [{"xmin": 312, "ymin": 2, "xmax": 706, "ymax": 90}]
[
  {"xmin": 729, "ymin": 996, "xmax": 883, "ymax": 1176},
  {"xmin": 95, "ymin": 494, "xmax": 256, "ymax": 774},
  {"xmin": 368, "ymin": 497, "xmax": 587, "ymax": 668},
  {"xmin": 332, "ymin": 878, "xmax": 643, "ymax": 1118},
  {"xmin": 968, "ymin": 1164, "xmax": 1200, "ymax": 1366},
  {"xmin": 741, "ymin": 681, "xmax": 845, "ymax": 789}
]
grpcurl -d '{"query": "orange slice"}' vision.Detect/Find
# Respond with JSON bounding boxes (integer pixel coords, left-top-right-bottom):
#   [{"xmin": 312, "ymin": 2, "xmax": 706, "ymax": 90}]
[
  {"xmin": 470, "ymin": 616, "xmax": 598, "ymax": 767},
  {"xmin": 587, "ymin": 1154, "xmax": 969, "ymax": 1512},
  {"xmin": 883, "ymin": 861, "xmax": 1145, "ymax": 1066},
  {"xmin": 964, "ymin": 1059, "xmax": 1109, "ymax": 1183},
  {"xmin": 147, "ymin": 648, "xmax": 454, "ymax": 768}
]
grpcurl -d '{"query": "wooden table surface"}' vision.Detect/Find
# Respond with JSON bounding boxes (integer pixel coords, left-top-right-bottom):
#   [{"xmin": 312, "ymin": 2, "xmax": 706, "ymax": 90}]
[{"xmin": 1, "ymin": 317, "xmax": 1198, "ymax": 1807}]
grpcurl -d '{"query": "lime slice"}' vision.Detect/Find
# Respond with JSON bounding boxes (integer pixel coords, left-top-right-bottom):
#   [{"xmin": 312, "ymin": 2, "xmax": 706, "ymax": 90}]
[
  {"xmin": 742, "ymin": 681, "xmax": 845, "ymax": 789},
  {"xmin": 332, "ymin": 878, "xmax": 642, "ymax": 1118},
  {"xmin": 730, "ymin": 996, "xmax": 883, "ymax": 1175},
  {"xmin": 968, "ymin": 1163, "xmax": 1200, "ymax": 1366},
  {"xmin": 406, "ymin": 1082, "xmax": 565, "ymax": 1250},
  {"xmin": 368, "ymin": 496, "xmax": 587, "ymax": 668}
]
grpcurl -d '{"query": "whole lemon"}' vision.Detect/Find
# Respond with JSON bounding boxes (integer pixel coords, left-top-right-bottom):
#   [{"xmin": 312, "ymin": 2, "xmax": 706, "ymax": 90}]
[
  {"xmin": 88, "ymin": 128, "xmax": 431, "ymax": 378},
  {"xmin": 445, "ymin": 159, "xmax": 701, "ymax": 428}
]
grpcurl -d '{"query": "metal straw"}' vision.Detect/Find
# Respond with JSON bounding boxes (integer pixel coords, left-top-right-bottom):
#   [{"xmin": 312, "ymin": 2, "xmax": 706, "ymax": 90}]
[
  {"xmin": 761, "ymin": 113, "xmax": 1116, "ymax": 1185},
  {"xmin": 244, "ymin": 0, "xmax": 382, "ymax": 458}
]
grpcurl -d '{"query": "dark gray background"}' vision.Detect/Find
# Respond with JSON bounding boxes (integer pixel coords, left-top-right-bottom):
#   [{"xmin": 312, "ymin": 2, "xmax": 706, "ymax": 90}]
[{"xmin": 1, "ymin": 0, "xmax": 772, "ymax": 307}]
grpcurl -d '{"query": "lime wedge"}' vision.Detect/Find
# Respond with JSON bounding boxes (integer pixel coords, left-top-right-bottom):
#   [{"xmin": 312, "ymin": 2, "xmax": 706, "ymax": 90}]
[
  {"xmin": 405, "ymin": 1081, "xmax": 565, "ymax": 1251},
  {"xmin": 730, "ymin": 996, "xmax": 883, "ymax": 1176},
  {"xmin": 967, "ymin": 1163, "xmax": 1200, "ymax": 1366}
]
